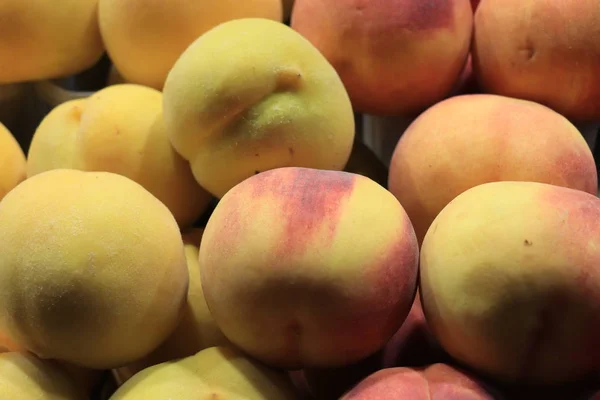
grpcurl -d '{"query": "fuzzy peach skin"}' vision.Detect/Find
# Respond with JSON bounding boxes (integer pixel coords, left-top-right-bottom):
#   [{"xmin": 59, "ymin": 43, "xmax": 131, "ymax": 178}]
[
  {"xmin": 27, "ymin": 84, "xmax": 213, "ymax": 228},
  {"xmin": 291, "ymin": 0, "xmax": 473, "ymax": 116},
  {"xmin": 342, "ymin": 363, "xmax": 499, "ymax": 399},
  {"xmin": 0, "ymin": 352, "xmax": 87, "ymax": 399},
  {"xmin": 98, "ymin": 0, "xmax": 282, "ymax": 90},
  {"xmin": 110, "ymin": 346, "xmax": 298, "ymax": 400},
  {"xmin": 112, "ymin": 228, "xmax": 230, "ymax": 385},
  {"xmin": 199, "ymin": 167, "xmax": 419, "ymax": 369},
  {"xmin": 0, "ymin": 122, "xmax": 26, "ymax": 201},
  {"xmin": 163, "ymin": 18, "xmax": 355, "ymax": 198},
  {"xmin": 0, "ymin": 0, "xmax": 104, "ymax": 84},
  {"xmin": 0, "ymin": 169, "xmax": 188, "ymax": 370},
  {"xmin": 472, "ymin": 0, "xmax": 600, "ymax": 121},
  {"xmin": 420, "ymin": 181, "xmax": 600, "ymax": 384},
  {"xmin": 388, "ymin": 94, "xmax": 598, "ymax": 244}
]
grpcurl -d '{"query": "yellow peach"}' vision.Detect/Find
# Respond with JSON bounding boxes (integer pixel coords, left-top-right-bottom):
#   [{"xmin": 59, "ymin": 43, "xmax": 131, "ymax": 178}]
[
  {"xmin": 98, "ymin": 0, "xmax": 282, "ymax": 90},
  {"xmin": 27, "ymin": 84, "xmax": 213, "ymax": 228},
  {"xmin": 0, "ymin": 169, "xmax": 188, "ymax": 369},
  {"xmin": 0, "ymin": 352, "xmax": 86, "ymax": 399},
  {"xmin": 0, "ymin": 0, "xmax": 104, "ymax": 84},
  {"xmin": 163, "ymin": 18, "xmax": 355, "ymax": 198},
  {"xmin": 110, "ymin": 346, "xmax": 298, "ymax": 400}
]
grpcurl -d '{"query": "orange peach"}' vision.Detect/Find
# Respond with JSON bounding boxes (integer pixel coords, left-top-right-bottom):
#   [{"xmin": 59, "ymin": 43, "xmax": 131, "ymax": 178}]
[
  {"xmin": 472, "ymin": 0, "xmax": 600, "ymax": 121},
  {"xmin": 388, "ymin": 94, "xmax": 598, "ymax": 244},
  {"xmin": 0, "ymin": 0, "xmax": 104, "ymax": 84},
  {"xmin": 98, "ymin": 0, "xmax": 282, "ymax": 90},
  {"xmin": 0, "ymin": 122, "xmax": 26, "ymax": 201},
  {"xmin": 341, "ymin": 363, "xmax": 499, "ymax": 399},
  {"xmin": 291, "ymin": 0, "xmax": 473, "ymax": 116},
  {"xmin": 199, "ymin": 167, "xmax": 419, "ymax": 369},
  {"xmin": 420, "ymin": 181, "xmax": 600, "ymax": 384}
]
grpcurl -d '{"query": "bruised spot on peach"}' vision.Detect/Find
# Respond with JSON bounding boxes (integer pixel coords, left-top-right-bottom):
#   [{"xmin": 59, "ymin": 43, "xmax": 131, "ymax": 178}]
[{"xmin": 250, "ymin": 168, "xmax": 356, "ymax": 258}]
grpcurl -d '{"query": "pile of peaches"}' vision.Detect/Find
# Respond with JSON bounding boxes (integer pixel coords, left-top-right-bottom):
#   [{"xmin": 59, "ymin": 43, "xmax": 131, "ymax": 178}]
[{"xmin": 0, "ymin": 0, "xmax": 599, "ymax": 399}]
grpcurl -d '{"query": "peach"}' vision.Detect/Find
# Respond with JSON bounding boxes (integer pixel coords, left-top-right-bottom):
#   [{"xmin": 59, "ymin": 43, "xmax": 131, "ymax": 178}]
[
  {"xmin": 0, "ymin": 169, "xmax": 188, "ymax": 369},
  {"xmin": 27, "ymin": 84, "xmax": 213, "ymax": 228},
  {"xmin": 0, "ymin": 0, "xmax": 104, "ymax": 84},
  {"xmin": 472, "ymin": 0, "xmax": 600, "ymax": 121},
  {"xmin": 163, "ymin": 18, "xmax": 355, "ymax": 198},
  {"xmin": 0, "ymin": 122, "xmax": 26, "ymax": 201},
  {"xmin": 388, "ymin": 94, "xmax": 598, "ymax": 244},
  {"xmin": 341, "ymin": 363, "xmax": 499, "ymax": 399},
  {"xmin": 198, "ymin": 167, "xmax": 419, "ymax": 369},
  {"xmin": 98, "ymin": 0, "xmax": 282, "ymax": 90},
  {"xmin": 0, "ymin": 352, "xmax": 86, "ymax": 399},
  {"xmin": 110, "ymin": 346, "xmax": 298, "ymax": 400},
  {"xmin": 112, "ymin": 228, "xmax": 230, "ymax": 384},
  {"xmin": 291, "ymin": 0, "xmax": 473, "ymax": 116},
  {"xmin": 420, "ymin": 181, "xmax": 600, "ymax": 384}
]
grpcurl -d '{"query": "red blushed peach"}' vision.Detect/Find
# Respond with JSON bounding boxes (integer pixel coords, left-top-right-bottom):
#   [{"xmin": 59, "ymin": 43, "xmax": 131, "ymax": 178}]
[
  {"xmin": 471, "ymin": 0, "xmax": 480, "ymax": 11},
  {"xmin": 291, "ymin": 0, "xmax": 473, "ymax": 116},
  {"xmin": 341, "ymin": 364, "xmax": 500, "ymax": 399},
  {"xmin": 199, "ymin": 167, "xmax": 419, "ymax": 369},
  {"xmin": 472, "ymin": 0, "xmax": 600, "ymax": 121},
  {"xmin": 388, "ymin": 93, "xmax": 598, "ymax": 244}
]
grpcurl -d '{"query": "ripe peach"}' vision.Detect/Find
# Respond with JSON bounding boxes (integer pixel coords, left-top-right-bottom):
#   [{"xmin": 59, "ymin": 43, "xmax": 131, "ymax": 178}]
[
  {"xmin": 388, "ymin": 94, "xmax": 598, "ymax": 244},
  {"xmin": 291, "ymin": 0, "xmax": 473, "ymax": 116},
  {"xmin": 0, "ymin": 169, "xmax": 188, "ymax": 369},
  {"xmin": 0, "ymin": 0, "xmax": 104, "ymax": 84},
  {"xmin": 110, "ymin": 346, "xmax": 298, "ymax": 400},
  {"xmin": 0, "ymin": 122, "xmax": 26, "ymax": 201},
  {"xmin": 98, "ymin": 0, "xmax": 282, "ymax": 90},
  {"xmin": 472, "ymin": 0, "xmax": 600, "ymax": 121},
  {"xmin": 27, "ymin": 84, "xmax": 213, "ymax": 228},
  {"xmin": 420, "ymin": 181, "xmax": 600, "ymax": 384},
  {"xmin": 163, "ymin": 18, "xmax": 355, "ymax": 198},
  {"xmin": 341, "ymin": 363, "xmax": 499, "ymax": 399},
  {"xmin": 0, "ymin": 352, "xmax": 86, "ymax": 399},
  {"xmin": 199, "ymin": 167, "xmax": 419, "ymax": 369}
]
